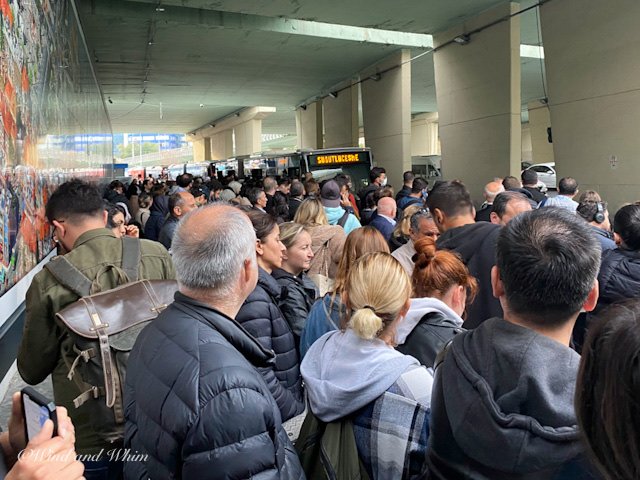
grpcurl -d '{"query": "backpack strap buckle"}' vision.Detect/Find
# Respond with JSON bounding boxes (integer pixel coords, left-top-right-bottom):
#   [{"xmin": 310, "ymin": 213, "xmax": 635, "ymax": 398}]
[{"xmin": 73, "ymin": 385, "xmax": 103, "ymax": 408}]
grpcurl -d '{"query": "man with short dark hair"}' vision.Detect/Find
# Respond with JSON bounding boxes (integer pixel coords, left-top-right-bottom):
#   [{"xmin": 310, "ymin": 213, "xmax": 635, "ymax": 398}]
[
  {"xmin": 18, "ymin": 179, "xmax": 174, "ymax": 476},
  {"xmin": 428, "ymin": 208, "xmax": 600, "ymax": 479},
  {"xmin": 502, "ymin": 175, "xmax": 536, "ymax": 208},
  {"xmin": 577, "ymin": 200, "xmax": 615, "ymax": 251},
  {"xmin": 174, "ymin": 173, "xmax": 193, "ymax": 192},
  {"xmin": 357, "ymin": 166, "xmax": 387, "ymax": 212},
  {"xmin": 521, "ymin": 169, "xmax": 547, "ymax": 203},
  {"xmin": 288, "ymin": 180, "xmax": 305, "ymax": 219},
  {"xmin": 490, "ymin": 191, "xmax": 532, "ymax": 226},
  {"xmin": 248, "ymin": 187, "xmax": 268, "ymax": 213},
  {"xmin": 502, "ymin": 175, "xmax": 521, "ymax": 191},
  {"xmin": 426, "ymin": 180, "xmax": 502, "ymax": 328},
  {"xmin": 541, "ymin": 177, "xmax": 579, "ymax": 212},
  {"xmin": 158, "ymin": 191, "xmax": 197, "ymax": 250},
  {"xmin": 277, "ymin": 177, "xmax": 291, "ymax": 195},
  {"xmin": 395, "ymin": 170, "xmax": 415, "ymax": 202},
  {"xmin": 190, "ymin": 187, "xmax": 207, "ymax": 206},
  {"xmin": 125, "ymin": 204, "xmax": 303, "ymax": 479},
  {"xmin": 397, "ymin": 177, "xmax": 427, "ymax": 211}
]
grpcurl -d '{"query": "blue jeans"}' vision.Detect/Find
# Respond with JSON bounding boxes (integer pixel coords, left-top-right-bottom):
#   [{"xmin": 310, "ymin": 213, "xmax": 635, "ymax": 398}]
[{"xmin": 82, "ymin": 460, "xmax": 123, "ymax": 480}]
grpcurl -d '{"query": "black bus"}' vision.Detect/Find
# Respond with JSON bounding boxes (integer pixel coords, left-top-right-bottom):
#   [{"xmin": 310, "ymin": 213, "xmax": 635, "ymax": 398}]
[{"xmin": 210, "ymin": 147, "xmax": 374, "ymax": 190}]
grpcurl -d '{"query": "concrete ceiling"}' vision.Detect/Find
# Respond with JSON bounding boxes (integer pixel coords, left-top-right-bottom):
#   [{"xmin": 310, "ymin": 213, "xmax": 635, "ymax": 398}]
[{"xmin": 78, "ymin": 0, "xmax": 547, "ymax": 135}]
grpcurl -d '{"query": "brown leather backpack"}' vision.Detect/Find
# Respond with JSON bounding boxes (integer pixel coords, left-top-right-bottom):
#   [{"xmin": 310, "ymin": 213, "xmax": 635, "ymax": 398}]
[{"xmin": 45, "ymin": 237, "xmax": 177, "ymax": 444}]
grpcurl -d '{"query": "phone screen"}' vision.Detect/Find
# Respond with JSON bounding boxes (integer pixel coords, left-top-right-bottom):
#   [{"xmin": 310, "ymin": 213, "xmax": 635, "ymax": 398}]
[{"xmin": 23, "ymin": 393, "xmax": 52, "ymax": 440}]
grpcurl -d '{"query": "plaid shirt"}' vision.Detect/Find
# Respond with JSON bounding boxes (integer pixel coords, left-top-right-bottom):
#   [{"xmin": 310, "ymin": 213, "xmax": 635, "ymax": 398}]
[{"xmin": 353, "ymin": 367, "xmax": 431, "ymax": 479}]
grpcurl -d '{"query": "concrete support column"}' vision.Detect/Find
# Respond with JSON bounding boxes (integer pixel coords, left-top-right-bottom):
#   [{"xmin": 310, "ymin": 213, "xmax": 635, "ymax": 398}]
[
  {"xmin": 411, "ymin": 112, "xmax": 440, "ymax": 156},
  {"xmin": 540, "ymin": 0, "xmax": 640, "ymax": 210},
  {"xmin": 433, "ymin": 3, "xmax": 521, "ymax": 202},
  {"xmin": 295, "ymin": 101, "xmax": 323, "ymax": 149},
  {"xmin": 210, "ymin": 130, "xmax": 234, "ymax": 160},
  {"xmin": 361, "ymin": 49, "xmax": 412, "ymax": 189},
  {"xmin": 192, "ymin": 137, "xmax": 211, "ymax": 162},
  {"xmin": 521, "ymin": 123, "xmax": 533, "ymax": 164},
  {"xmin": 235, "ymin": 119, "xmax": 262, "ymax": 156},
  {"xmin": 323, "ymin": 85, "xmax": 359, "ymax": 148},
  {"xmin": 527, "ymin": 100, "xmax": 554, "ymax": 165}
]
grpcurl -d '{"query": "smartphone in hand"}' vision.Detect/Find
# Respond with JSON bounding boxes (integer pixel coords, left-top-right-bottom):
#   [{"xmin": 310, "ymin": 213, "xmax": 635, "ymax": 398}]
[{"xmin": 21, "ymin": 387, "xmax": 57, "ymax": 441}]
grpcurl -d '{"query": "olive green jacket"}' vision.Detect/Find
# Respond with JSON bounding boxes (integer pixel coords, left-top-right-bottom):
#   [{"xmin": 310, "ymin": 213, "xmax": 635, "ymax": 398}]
[{"xmin": 17, "ymin": 229, "xmax": 175, "ymax": 454}]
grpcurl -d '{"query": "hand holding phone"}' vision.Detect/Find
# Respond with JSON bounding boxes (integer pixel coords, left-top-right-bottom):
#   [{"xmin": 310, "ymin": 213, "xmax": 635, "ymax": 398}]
[
  {"xmin": 21, "ymin": 387, "xmax": 57, "ymax": 442},
  {"xmin": 3, "ymin": 390, "xmax": 82, "ymax": 479}
]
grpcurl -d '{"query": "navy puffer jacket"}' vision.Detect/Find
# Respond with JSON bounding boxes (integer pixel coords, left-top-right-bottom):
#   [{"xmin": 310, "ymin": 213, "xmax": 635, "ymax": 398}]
[
  {"xmin": 596, "ymin": 247, "xmax": 640, "ymax": 308},
  {"xmin": 124, "ymin": 292, "xmax": 304, "ymax": 479},
  {"xmin": 236, "ymin": 268, "xmax": 305, "ymax": 421}
]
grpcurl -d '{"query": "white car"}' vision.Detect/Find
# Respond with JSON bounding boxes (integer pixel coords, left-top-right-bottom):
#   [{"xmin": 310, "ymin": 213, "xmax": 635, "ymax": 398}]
[{"xmin": 526, "ymin": 162, "xmax": 556, "ymax": 191}]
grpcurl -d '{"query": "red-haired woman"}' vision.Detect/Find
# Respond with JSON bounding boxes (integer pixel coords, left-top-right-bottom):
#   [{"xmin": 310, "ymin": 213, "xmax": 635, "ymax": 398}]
[{"xmin": 396, "ymin": 237, "xmax": 478, "ymax": 368}]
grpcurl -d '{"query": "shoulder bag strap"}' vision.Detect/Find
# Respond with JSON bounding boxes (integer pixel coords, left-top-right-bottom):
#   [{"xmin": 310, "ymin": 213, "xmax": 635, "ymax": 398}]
[
  {"xmin": 433, "ymin": 339, "xmax": 453, "ymax": 372},
  {"xmin": 45, "ymin": 257, "xmax": 92, "ymax": 297},
  {"xmin": 337, "ymin": 209, "xmax": 350, "ymax": 228},
  {"xmin": 121, "ymin": 237, "xmax": 141, "ymax": 282},
  {"xmin": 322, "ymin": 294, "xmax": 339, "ymax": 330},
  {"xmin": 320, "ymin": 239, "xmax": 331, "ymax": 276}
]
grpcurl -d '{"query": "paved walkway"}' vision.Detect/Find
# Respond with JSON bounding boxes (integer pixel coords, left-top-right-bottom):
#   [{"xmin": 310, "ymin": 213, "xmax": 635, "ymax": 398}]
[{"xmin": 0, "ymin": 370, "xmax": 52, "ymax": 430}]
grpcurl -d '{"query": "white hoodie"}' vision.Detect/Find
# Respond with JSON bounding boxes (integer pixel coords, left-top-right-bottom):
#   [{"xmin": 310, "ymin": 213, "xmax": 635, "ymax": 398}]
[{"xmin": 396, "ymin": 297, "xmax": 464, "ymax": 346}]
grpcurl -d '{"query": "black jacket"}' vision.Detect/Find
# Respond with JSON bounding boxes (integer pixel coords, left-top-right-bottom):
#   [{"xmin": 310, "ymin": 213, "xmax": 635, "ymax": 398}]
[
  {"xmin": 272, "ymin": 268, "xmax": 317, "ymax": 340},
  {"xmin": 289, "ymin": 197, "xmax": 303, "ymax": 220},
  {"xmin": 427, "ymin": 318, "xmax": 597, "ymax": 480},
  {"xmin": 395, "ymin": 185, "xmax": 411, "ymax": 201},
  {"xmin": 436, "ymin": 222, "xmax": 502, "ymax": 329},
  {"xmin": 474, "ymin": 204, "xmax": 492, "ymax": 222},
  {"xmin": 236, "ymin": 268, "xmax": 305, "ymax": 421},
  {"xmin": 388, "ymin": 234, "xmax": 408, "ymax": 252},
  {"xmin": 523, "ymin": 186, "xmax": 547, "ymax": 204},
  {"xmin": 397, "ymin": 311, "xmax": 464, "ymax": 368},
  {"xmin": 145, "ymin": 195, "xmax": 169, "ymax": 241},
  {"xmin": 596, "ymin": 247, "xmax": 640, "ymax": 309},
  {"xmin": 124, "ymin": 292, "xmax": 304, "ymax": 479},
  {"xmin": 158, "ymin": 215, "xmax": 180, "ymax": 250},
  {"xmin": 357, "ymin": 184, "xmax": 379, "ymax": 212}
]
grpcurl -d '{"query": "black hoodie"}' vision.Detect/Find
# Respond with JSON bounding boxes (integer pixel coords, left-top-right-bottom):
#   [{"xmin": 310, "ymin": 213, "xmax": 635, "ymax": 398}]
[
  {"xmin": 436, "ymin": 222, "xmax": 502, "ymax": 328},
  {"xmin": 427, "ymin": 318, "xmax": 596, "ymax": 479}
]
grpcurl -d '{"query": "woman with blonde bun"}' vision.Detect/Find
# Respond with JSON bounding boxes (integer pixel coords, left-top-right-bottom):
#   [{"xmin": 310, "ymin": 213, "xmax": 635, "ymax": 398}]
[
  {"xmin": 396, "ymin": 236, "xmax": 478, "ymax": 369},
  {"xmin": 301, "ymin": 252, "xmax": 431, "ymax": 479}
]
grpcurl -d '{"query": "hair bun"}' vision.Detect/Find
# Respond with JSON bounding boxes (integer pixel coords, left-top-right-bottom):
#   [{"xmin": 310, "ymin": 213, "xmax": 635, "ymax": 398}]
[{"xmin": 413, "ymin": 237, "xmax": 437, "ymax": 269}]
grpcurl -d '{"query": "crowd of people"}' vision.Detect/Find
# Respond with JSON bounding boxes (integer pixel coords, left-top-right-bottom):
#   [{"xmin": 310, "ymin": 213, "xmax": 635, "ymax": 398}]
[{"xmin": 3, "ymin": 164, "xmax": 640, "ymax": 480}]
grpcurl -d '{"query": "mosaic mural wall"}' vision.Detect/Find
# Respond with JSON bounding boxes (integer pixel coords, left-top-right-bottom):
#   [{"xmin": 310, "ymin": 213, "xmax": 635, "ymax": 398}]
[{"xmin": 0, "ymin": 0, "xmax": 112, "ymax": 296}]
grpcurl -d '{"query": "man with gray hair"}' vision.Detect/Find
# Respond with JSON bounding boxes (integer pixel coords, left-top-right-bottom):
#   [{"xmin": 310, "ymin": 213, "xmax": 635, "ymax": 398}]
[
  {"xmin": 392, "ymin": 210, "xmax": 440, "ymax": 276},
  {"xmin": 124, "ymin": 204, "xmax": 304, "ymax": 479}
]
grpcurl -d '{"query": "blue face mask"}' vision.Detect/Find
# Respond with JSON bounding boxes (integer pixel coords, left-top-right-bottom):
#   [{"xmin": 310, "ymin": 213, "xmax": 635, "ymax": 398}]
[{"xmin": 422, "ymin": 189, "xmax": 428, "ymax": 200}]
